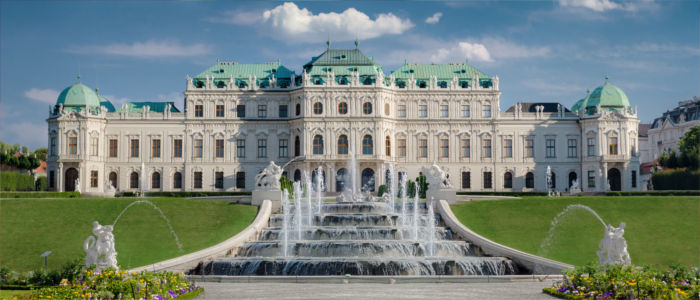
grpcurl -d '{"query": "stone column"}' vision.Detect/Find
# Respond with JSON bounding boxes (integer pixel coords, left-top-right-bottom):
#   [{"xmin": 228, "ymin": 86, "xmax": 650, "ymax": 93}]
[{"xmin": 57, "ymin": 162, "xmax": 64, "ymax": 192}]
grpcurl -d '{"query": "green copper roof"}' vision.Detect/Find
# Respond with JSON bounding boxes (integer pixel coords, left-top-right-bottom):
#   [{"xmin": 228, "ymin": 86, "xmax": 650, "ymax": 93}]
[
  {"xmin": 586, "ymin": 78, "xmax": 630, "ymax": 110},
  {"xmin": 391, "ymin": 63, "xmax": 489, "ymax": 80},
  {"xmin": 194, "ymin": 62, "xmax": 295, "ymax": 80},
  {"xmin": 56, "ymin": 80, "xmax": 101, "ymax": 107},
  {"xmin": 99, "ymin": 96, "xmax": 116, "ymax": 112},
  {"xmin": 571, "ymin": 90, "xmax": 590, "ymax": 112},
  {"xmin": 117, "ymin": 102, "xmax": 180, "ymax": 113},
  {"xmin": 304, "ymin": 49, "xmax": 376, "ymax": 67}
]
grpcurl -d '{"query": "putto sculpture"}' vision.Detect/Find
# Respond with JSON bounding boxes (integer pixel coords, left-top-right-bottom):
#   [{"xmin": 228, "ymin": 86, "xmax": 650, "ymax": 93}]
[
  {"xmin": 421, "ymin": 164, "xmax": 452, "ymax": 189},
  {"xmin": 84, "ymin": 221, "xmax": 118, "ymax": 272},
  {"xmin": 255, "ymin": 161, "xmax": 284, "ymax": 189},
  {"xmin": 597, "ymin": 222, "xmax": 631, "ymax": 265}
]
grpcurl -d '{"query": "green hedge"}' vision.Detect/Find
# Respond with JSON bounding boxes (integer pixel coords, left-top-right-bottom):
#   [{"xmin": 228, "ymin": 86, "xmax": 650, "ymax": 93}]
[
  {"xmin": 605, "ymin": 190, "xmax": 700, "ymax": 196},
  {"xmin": 140, "ymin": 191, "xmax": 252, "ymax": 197},
  {"xmin": 0, "ymin": 191, "xmax": 80, "ymax": 198},
  {"xmin": 456, "ymin": 191, "xmax": 548, "ymax": 196},
  {"xmin": 651, "ymin": 169, "xmax": 700, "ymax": 190},
  {"xmin": 36, "ymin": 176, "xmax": 47, "ymax": 191},
  {"xmin": 0, "ymin": 172, "xmax": 35, "ymax": 191}
]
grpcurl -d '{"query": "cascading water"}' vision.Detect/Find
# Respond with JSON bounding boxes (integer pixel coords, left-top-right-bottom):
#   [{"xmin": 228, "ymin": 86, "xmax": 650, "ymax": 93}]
[
  {"xmin": 386, "ymin": 164, "xmax": 396, "ymax": 213},
  {"xmin": 198, "ymin": 172, "xmax": 516, "ymax": 276},
  {"xmin": 314, "ymin": 166, "xmax": 324, "ymax": 214},
  {"xmin": 400, "ymin": 175, "xmax": 408, "ymax": 227}
]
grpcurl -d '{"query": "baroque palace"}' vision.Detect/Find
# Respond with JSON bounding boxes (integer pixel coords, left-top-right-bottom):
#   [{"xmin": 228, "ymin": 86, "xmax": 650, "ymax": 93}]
[{"xmin": 47, "ymin": 43, "xmax": 641, "ymax": 194}]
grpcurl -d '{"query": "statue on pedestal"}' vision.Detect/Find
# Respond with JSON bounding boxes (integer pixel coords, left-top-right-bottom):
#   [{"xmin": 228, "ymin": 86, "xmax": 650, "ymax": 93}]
[
  {"xmin": 83, "ymin": 221, "xmax": 118, "ymax": 272},
  {"xmin": 421, "ymin": 164, "xmax": 452, "ymax": 189},
  {"xmin": 255, "ymin": 161, "xmax": 284, "ymax": 190},
  {"xmin": 597, "ymin": 223, "xmax": 631, "ymax": 265}
]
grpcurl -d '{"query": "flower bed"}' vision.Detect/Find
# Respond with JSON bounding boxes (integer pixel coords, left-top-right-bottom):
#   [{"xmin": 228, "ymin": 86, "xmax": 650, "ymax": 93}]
[
  {"xmin": 13, "ymin": 268, "xmax": 201, "ymax": 300},
  {"xmin": 545, "ymin": 264, "xmax": 699, "ymax": 299}
]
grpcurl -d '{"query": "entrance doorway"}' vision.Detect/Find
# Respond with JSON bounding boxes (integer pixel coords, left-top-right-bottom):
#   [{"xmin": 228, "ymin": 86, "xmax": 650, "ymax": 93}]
[
  {"xmin": 65, "ymin": 168, "xmax": 78, "ymax": 191},
  {"xmin": 607, "ymin": 168, "xmax": 621, "ymax": 191}
]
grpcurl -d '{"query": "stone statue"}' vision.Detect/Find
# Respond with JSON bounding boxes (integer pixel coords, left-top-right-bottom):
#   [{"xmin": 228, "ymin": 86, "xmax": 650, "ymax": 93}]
[
  {"xmin": 74, "ymin": 178, "xmax": 81, "ymax": 193},
  {"xmin": 83, "ymin": 221, "xmax": 118, "ymax": 272},
  {"xmin": 421, "ymin": 164, "xmax": 452, "ymax": 189},
  {"xmin": 570, "ymin": 179, "xmax": 580, "ymax": 192},
  {"xmin": 597, "ymin": 223, "xmax": 631, "ymax": 265},
  {"xmin": 255, "ymin": 161, "xmax": 284, "ymax": 189},
  {"xmin": 105, "ymin": 180, "xmax": 116, "ymax": 194}
]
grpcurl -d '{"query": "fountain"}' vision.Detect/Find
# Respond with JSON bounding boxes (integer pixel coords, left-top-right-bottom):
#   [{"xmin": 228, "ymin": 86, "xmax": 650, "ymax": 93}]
[{"xmin": 197, "ymin": 171, "xmax": 516, "ymax": 276}]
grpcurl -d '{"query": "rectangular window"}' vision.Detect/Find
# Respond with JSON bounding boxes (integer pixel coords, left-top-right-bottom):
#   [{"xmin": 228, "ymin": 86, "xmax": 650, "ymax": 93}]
[
  {"xmin": 236, "ymin": 105, "xmax": 245, "ymax": 118},
  {"xmin": 236, "ymin": 172, "xmax": 245, "ymax": 189},
  {"xmin": 90, "ymin": 171, "xmax": 98, "ymax": 188},
  {"xmin": 109, "ymin": 139, "xmax": 118, "ymax": 158},
  {"xmin": 215, "ymin": 139, "xmax": 224, "ymax": 158},
  {"xmin": 216, "ymin": 104, "xmax": 224, "ymax": 117},
  {"xmin": 398, "ymin": 139, "xmax": 406, "ymax": 157},
  {"xmin": 398, "ymin": 105, "xmax": 406, "ymax": 118},
  {"xmin": 631, "ymin": 171, "xmax": 637, "ymax": 188},
  {"xmin": 608, "ymin": 137, "xmax": 618, "ymax": 155},
  {"xmin": 483, "ymin": 172, "xmax": 492, "ymax": 189},
  {"xmin": 90, "ymin": 137, "xmax": 98, "ymax": 156},
  {"xmin": 567, "ymin": 139, "xmax": 577, "ymax": 158},
  {"xmin": 69, "ymin": 137, "xmax": 78, "ymax": 155},
  {"xmin": 152, "ymin": 139, "xmax": 161, "ymax": 158},
  {"xmin": 279, "ymin": 105, "xmax": 288, "ymax": 118},
  {"xmin": 461, "ymin": 139, "xmax": 471, "ymax": 158},
  {"xmin": 173, "ymin": 139, "xmax": 183, "ymax": 158},
  {"xmin": 482, "ymin": 105, "xmax": 491, "ymax": 117},
  {"xmin": 257, "ymin": 139, "xmax": 267, "ymax": 158},
  {"xmin": 440, "ymin": 138, "xmax": 449, "ymax": 158},
  {"xmin": 194, "ymin": 139, "xmax": 203, "ymax": 158},
  {"xmin": 130, "ymin": 139, "xmax": 139, "ymax": 157},
  {"xmin": 461, "ymin": 172, "xmax": 471, "ymax": 189},
  {"xmin": 525, "ymin": 137, "xmax": 534, "ymax": 158},
  {"xmin": 50, "ymin": 137, "xmax": 57, "ymax": 156},
  {"xmin": 49, "ymin": 171, "xmax": 55, "ymax": 188},
  {"xmin": 440, "ymin": 105, "xmax": 449, "ymax": 117},
  {"xmin": 194, "ymin": 172, "xmax": 202, "ymax": 189},
  {"xmin": 546, "ymin": 138, "xmax": 556, "ymax": 158},
  {"xmin": 588, "ymin": 170, "xmax": 596, "ymax": 188},
  {"xmin": 195, "ymin": 105, "xmax": 203, "ymax": 117},
  {"xmin": 215, "ymin": 171, "xmax": 224, "ymax": 189},
  {"xmin": 258, "ymin": 105, "xmax": 267, "ymax": 118},
  {"xmin": 237, "ymin": 139, "xmax": 246, "ymax": 158},
  {"xmin": 482, "ymin": 139, "xmax": 492, "ymax": 158},
  {"xmin": 418, "ymin": 139, "xmax": 427, "ymax": 158},
  {"xmin": 503, "ymin": 139, "xmax": 513, "ymax": 158},
  {"xmin": 587, "ymin": 137, "xmax": 595, "ymax": 156},
  {"xmin": 461, "ymin": 105, "xmax": 470, "ymax": 117},
  {"xmin": 279, "ymin": 139, "xmax": 288, "ymax": 158},
  {"xmin": 418, "ymin": 105, "xmax": 428, "ymax": 118}
]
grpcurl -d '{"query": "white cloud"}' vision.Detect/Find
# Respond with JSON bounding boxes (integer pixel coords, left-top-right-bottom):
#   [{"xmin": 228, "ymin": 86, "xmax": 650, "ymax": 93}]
[
  {"xmin": 207, "ymin": 9, "xmax": 261, "ymax": 25},
  {"xmin": 480, "ymin": 37, "xmax": 551, "ymax": 59},
  {"xmin": 101, "ymin": 94, "xmax": 132, "ymax": 108},
  {"xmin": 558, "ymin": 0, "xmax": 656, "ymax": 12},
  {"xmin": 258, "ymin": 2, "xmax": 413, "ymax": 42},
  {"xmin": 24, "ymin": 88, "xmax": 60, "ymax": 104},
  {"xmin": 425, "ymin": 12, "xmax": 442, "ymax": 24},
  {"xmin": 68, "ymin": 40, "xmax": 210, "ymax": 58},
  {"xmin": 0, "ymin": 121, "xmax": 47, "ymax": 150},
  {"xmin": 430, "ymin": 42, "xmax": 493, "ymax": 63}
]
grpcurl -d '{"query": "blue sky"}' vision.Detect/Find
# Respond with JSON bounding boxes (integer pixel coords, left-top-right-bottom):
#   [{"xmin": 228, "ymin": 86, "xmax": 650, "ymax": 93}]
[{"xmin": 1, "ymin": 0, "xmax": 698, "ymax": 150}]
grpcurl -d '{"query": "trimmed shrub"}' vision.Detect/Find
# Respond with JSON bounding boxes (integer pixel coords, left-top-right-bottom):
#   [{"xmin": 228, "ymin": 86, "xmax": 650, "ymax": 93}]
[
  {"xmin": 377, "ymin": 184, "xmax": 388, "ymax": 197},
  {"xmin": 279, "ymin": 175, "xmax": 293, "ymax": 196},
  {"xmin": 605, "ymin": 190, "xmax": 700, "ymax": 196},
  {"xmin": 0, "ymin": 172, "xmax": 35, "ymax": 191},
  {"xmin": 0, "ymin": 191, "xmax": 80, "ymax": 198},
  {"xmin": 35, "ymin": 176, "xmax": 47, "ymax": 191},
  {"xmin": 651, "ymin": 169, "xmax": 700, "ymax": 190},
  {"xmin": 456, "ymin": 191, "xmax": 548, "ymax": 196},
  {"xmin": 143, "ymin": 191, "xmax": 251, "ymax": 197}
]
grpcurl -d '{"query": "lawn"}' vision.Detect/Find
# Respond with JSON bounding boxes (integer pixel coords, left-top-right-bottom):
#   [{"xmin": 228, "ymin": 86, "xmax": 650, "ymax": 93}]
[
  {"xmin": 451, "ymin": 196, "xmax": 700, "ymax": 267},
  {"xmin": 0, "ymin": 198, "xmax": 258, "ymax": 272},
  {"xmin": 0, "ymin": 289, "xmax": 31, "ymax": 300}
]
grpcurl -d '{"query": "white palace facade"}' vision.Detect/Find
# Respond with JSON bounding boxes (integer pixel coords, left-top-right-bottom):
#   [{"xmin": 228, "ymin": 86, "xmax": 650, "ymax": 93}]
[{"xmin": 46, "ymin": 45, "xmax": 642, "ymax": 194}]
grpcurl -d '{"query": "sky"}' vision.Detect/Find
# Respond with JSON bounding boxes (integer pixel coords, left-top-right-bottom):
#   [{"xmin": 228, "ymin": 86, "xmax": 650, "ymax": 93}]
[{"xmin": 1, "ymin": 0, "xmax": 698, "ymax": 150}]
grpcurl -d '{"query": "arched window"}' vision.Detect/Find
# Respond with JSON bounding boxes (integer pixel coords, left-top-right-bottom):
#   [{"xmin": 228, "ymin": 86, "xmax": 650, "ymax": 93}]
[
  {"xmin": 336, "ymin": 168, "xmax": 347, "ymax": 192},
  {"xmin": 108, "ymin": 172, "xmax": 117, "ymax": 189},
  {"xmin": 361, "ymin": 168, "xmax": 375, "ymax": 192},
  {"xmin": 568, "ymin": 172, "xmax": 577, "ymax": 189},
  {"xmin": 294, "ymin": 136, "xmax": 300, "ymax": 156},
  {"xmin": 313, "ymin": 135, "xmax": 324, "ymax": 155},
  {"xmin": 313, "ymin": 102, "xmax": 323, "ymax": 114},
  {"xmin": 294, "ymin": 169, "xmax": 301, "ymax": 182},
  {"xmin": 337, "ymin": 135, "xmax": 348, "ymax": 155},
  {"xmin": 363, "ymin": 102, "xmax": 372, "ymax": 114},
  {"xmin": 385, "ymin": 136, "xmax": 391, "ymax": 156},
  {"xmin": 311, "ymin": 168, "xmax": 326, "ymax": 192},
  {"xmin": 550, "ymin": 172, "xmax": 556, "ymax": 189},
  {"xmin": 362, "ymin": 135, "xmax": 373, "ymax": 155},
  {"xmin": 385, "ymin": 103, "xmax": 390, "ymax": 116},
  {"xmin": 295, "ymin": 103, "xmax": 301, "ymax": 116},
  {"xmin": 152, "ymin": 172, "xmax": 161, "ymax": 189},
  {"xmin": 503, "ymin": 172, "xmax": 513, "ymax": 189},
  {"xmin": 173, "ymin": 172, "xmax": 182, "ymax": 189},
  {"xmin": 130, "ymin": 172, "xmax": 139, "ymax": 189},
  {"xmin": 338, "ymin": 102, "xmax": 348, "ymax": 115},
  {"xmin": 525, "ymin": 172, "xmax": 534, "ymax": 189}
]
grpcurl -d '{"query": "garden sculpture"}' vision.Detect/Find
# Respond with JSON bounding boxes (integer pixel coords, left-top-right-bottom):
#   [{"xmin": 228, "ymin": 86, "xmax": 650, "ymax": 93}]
[
  {"xmin": 597, "ymin": 222, "xmax": 631, "ymax": 265},
  {"xmin": 84, "ymin": 221, "xmax": 118, "ymax": 272},
  {"xmin": 422, "ymin": 164, "xmax": 452, "ymax": 188},
  {"xmin": 255, "ymin": 161, "xmax": 283, "ymax": 189}
]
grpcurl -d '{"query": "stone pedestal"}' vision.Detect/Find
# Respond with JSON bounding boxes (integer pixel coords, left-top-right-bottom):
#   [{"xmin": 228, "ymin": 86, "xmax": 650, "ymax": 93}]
[
  {"xmin": 252, "ymin": 189, "xmax": 283, "ymax": 211},
  {"xmin": 426, "ymin": 188, "xmax": 457, "ymax": 206}
]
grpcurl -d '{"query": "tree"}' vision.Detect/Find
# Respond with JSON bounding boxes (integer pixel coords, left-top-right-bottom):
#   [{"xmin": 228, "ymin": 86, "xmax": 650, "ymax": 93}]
[
  {"xmin": 679, "ymin": 126, "xmax": 700, "ymax": 170},
  {"xmin": 33, "ymin": 148, "xmax": 48, "ymax": 161},
  {"xmin": 415, "ymin": 174, "xmax": 428, "ymax": 198}
]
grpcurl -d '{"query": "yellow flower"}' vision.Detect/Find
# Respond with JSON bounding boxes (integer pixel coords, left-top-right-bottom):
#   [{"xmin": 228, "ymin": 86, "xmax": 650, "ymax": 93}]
[
  {"xmin": 676, "ymin": 288, "xmax": 688, "ymax": 296},
  {"xmin": 46, "ymin": 296, "xmax": 51, "ymax": 299}
]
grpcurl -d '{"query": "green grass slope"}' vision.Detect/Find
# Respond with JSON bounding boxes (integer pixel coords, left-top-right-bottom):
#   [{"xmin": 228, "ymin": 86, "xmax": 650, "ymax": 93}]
[
  {"xmin": 451, "ymin": 196, "xmax": 699, "ymax": 267},
  {"xmin": 0, "ymin": 198, "xmax": 258, "ymax": 271}
]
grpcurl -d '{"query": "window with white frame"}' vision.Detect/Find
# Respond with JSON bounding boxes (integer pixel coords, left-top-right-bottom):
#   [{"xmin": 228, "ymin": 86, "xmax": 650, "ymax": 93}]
[
  {"xmin": 482, "ymin": 138, "xmax": 492, "ymax": 158},
  {"xmin": 587, "ymin": 137, "xmax": 596, "ymax": 156},
  {"xmin": 482, "ymin": 105, "xmax": 491, "ymax": 117},
  {"xmin": 440, "ymin": 138, "xmax": 449, "ymax": 158},
  {"xmin": 418, "ymin": 138, "xmax": 427, "ymax": 158},
  {"xmin": 461, "ymin": 139, "xmax": 470, "ymax": 158},
  {"xmin": 546, "ymin": 138, "xmax": 556, "ymax": 158},
  {"xmin": 90, "ymin": 137, "xmax": 98, "ymax": 156},
  {"xmin": 567, "ymin": 138, "xmax": 577, "ymax": 158},
  {"xmin": 398, "ymin": 105, "xmax": 406, "ymax": 118},
  {"xmin": 503, "ymin": 138, "xmax": 512, "ymax": 158},
  {"xmin": 525, "ymin": 137, "xmax": 534, "ymax": 158},
  {"xmin": 440, "ymin": 105, "xmax": 449, "ymax": 117},
  {"xmin": 461, "ymin": 105, "xmax": 470, "ymax": 117},
  {"xmin": 418, "ymin": 105, "xmax": 427, "ymax": 118}
]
